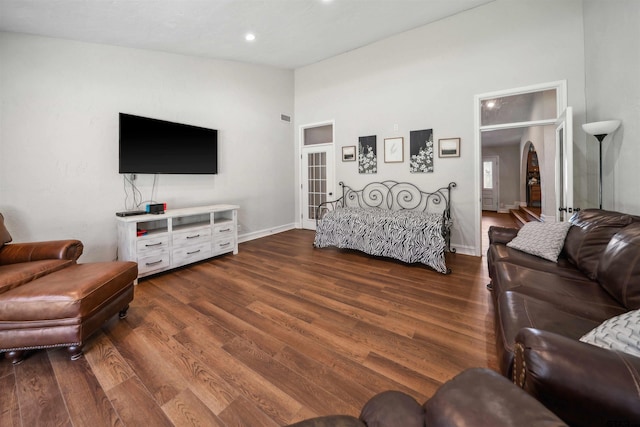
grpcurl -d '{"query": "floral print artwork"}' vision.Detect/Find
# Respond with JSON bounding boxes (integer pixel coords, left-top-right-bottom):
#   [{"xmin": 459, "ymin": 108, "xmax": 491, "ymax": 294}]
[
  {"xmin": 358, "ymin": 135, "xmax": 377, "ymax": 174},
  {"xmin": 410, "ymin": 129, "xmax": 434, "ymax": 173}
]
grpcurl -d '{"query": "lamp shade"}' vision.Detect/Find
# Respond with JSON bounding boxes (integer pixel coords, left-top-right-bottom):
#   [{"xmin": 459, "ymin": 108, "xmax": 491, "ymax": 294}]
[{"xmin": 582, "ymin": 120, "xmax": 621, "ymax": 136}]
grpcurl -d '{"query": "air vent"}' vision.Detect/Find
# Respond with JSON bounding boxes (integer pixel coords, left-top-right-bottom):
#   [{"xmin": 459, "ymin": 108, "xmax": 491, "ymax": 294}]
[{"xmin": 280, "ymin": 114, "xmax": 291, "ymax": 123}]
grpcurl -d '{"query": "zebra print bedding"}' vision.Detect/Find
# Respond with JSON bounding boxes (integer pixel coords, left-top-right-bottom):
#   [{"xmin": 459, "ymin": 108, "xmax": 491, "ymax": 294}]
[{"xmin": 314, "ymin": 207, "xmax": 448, "ymax": 274}]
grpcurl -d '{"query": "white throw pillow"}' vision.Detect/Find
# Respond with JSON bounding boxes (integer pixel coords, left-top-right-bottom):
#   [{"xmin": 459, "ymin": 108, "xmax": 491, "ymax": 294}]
[
  {"xmin": 506, "ymin": 221, "xmax": 571, "ymax": 262},
  {"xmin": 580, "ymin": 309, "xmax": 640, "ymax": 358}
]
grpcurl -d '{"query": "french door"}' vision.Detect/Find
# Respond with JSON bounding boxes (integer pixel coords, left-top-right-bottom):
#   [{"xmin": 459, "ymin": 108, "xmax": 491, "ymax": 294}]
[{"xmin": 301, "ymin": 145, "xmax": 334, "ymax": 230}]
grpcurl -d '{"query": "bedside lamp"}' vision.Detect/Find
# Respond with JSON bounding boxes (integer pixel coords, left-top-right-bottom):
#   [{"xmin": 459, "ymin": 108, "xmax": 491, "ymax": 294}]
[{"xmin": 582, "ymin": 120, "xmax": 621, "ymax": 209}]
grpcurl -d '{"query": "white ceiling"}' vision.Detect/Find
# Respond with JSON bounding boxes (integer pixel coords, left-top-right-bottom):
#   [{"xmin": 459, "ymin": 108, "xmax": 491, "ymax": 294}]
[{"xmin": 0, "ymin": 0, "xmax": 494, "ymax": 69}]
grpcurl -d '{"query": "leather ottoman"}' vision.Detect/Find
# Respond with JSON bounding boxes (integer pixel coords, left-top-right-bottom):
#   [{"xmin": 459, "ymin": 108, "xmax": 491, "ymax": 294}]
[{"xmin": 1, "ymin": 261, "xmax": 137, "ymax": 363}]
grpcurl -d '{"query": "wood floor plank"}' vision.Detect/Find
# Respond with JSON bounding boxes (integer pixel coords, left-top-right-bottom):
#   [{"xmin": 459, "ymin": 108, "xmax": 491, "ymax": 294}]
[
  {"xmin": 14, "ymin": 350, "xmax": 71, "ymax": 427},
  {"xmin": 104, "ymin": 320, "xmax": 185, "ymax": 406},
  {"xmin": 218, "ymin": 395, "xmax": 280, "ymax": 427},
  {"xmin": 83, "ymin": 332, "xmax": 136, "ymax": 392},
  {"xmin": 162, "ymin": 388, "xmax": 225, "ymax": 427},
  {"xmin": 173, "ymin": 323, "xmax": 304, "ymax": 425},
  {"xmin": 134, "ymin": 321, "xmax": 239, "ymax": 414},
  {"xmin": 48, "ymin": 348, "xmax": 124, "ymax": 427},
  {"xmin": 0, "ymin": 372, "xmax": 21, "ymax": 427},
  {"xmin": 363, "ymin": 351, "xmax": 441, "ymax": 399},
  {"xmin": 105, "ymin": 376, "xmax": 174, "ymax": 427},
  {"xmin": 222, "ymin": 336, "xmax": 360, "ymax": 417},
  {"xmin": 7, "ymin": 224, "xmax": 506, "ymax": 427}
]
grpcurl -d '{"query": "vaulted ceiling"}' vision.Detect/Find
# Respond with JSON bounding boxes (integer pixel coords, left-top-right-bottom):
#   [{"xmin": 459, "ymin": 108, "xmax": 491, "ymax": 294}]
[{"xmin": 0, "ymin": 0, "xmax": 493, "ymax": 69}]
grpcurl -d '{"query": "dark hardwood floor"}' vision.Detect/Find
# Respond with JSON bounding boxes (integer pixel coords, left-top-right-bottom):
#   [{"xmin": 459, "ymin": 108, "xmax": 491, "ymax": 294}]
[{"xmin": 1, "ymin": 226, "xmax": 505, "ymax": 427}]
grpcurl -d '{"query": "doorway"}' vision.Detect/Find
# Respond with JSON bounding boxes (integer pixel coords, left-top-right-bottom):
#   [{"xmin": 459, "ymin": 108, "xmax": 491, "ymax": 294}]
[
  {"xmin": 300, "ymin": 121, "xmax": 335, "ymax": 230},
  {"xmin": 482, "ymin": 156, "xmax": 499, "ymax": 211},
  {"xmin": 475, "ymin": 81, "xmax": 568, "ymax": 256}
]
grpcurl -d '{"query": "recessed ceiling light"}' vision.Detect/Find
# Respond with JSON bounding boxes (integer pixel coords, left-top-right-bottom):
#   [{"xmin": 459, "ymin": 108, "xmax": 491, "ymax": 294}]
[
  {"xmin": 245, "ymin": 33, "xmax": 256, "ymax": 42},
  {"xmin": 486, "ymin": 100, "xmax": 496, "ymax": 109}
]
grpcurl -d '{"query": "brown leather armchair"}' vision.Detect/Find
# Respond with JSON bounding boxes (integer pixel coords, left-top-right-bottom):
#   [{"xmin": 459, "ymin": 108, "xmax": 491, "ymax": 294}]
[{"xmin": 0, "ymin": 213, "xmax": 137, "ymax": 363}]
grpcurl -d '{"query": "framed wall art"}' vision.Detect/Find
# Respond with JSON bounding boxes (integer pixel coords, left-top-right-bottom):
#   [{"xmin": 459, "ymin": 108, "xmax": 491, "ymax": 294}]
[
  {"xmin": 439, "ymin": 138, "xmax": 460, "ymax": 158},
  {"xmin": 358, "ymin": 135, "xmax": 377, "ymax": 174},
  {"xmin": 384, "ymin": 137, "xmax": 404, "ymax": 163},
  {"xmin": 342, "ymin": 145, "xmax": 356, "ymax": 162},
  {"xmin": 409, "ymin": 129, "xmax": 433, "ymax": 173}
]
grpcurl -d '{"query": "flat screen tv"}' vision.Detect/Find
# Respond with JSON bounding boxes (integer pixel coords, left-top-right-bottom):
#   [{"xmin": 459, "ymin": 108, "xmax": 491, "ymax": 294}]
[{"xmin": 119, "ymin": 113, "xmax": 218, "ymax": 174}]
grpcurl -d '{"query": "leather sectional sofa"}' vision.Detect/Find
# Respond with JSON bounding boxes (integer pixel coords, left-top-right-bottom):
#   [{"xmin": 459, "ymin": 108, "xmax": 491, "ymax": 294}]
[
  {"xmin": 487, "ymin": 208, "xmax": 640, "ymax": 375},
  {"xmin": 488, "ymin": 208, "xmax": 640, "ymax": 425},
  {"xmin": 0, "ymin": 213, "xmax": 138, "ymax": 363}
]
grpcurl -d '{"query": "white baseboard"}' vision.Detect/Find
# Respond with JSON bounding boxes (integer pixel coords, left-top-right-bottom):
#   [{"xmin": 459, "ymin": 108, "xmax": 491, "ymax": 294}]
[
  {"xmin": 238, "ymin": 223, "xmax": 297, "ymax": 244},
  {"xmin": 451, "ymin": 245, "xmax": 476, "ymax": 256}
]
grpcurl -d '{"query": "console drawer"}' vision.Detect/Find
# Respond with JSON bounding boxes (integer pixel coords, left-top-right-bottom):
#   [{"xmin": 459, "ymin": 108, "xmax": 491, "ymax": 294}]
[
  {"xmin": 172, "ymin": 227, "xmax": 212, "ymax": 248},
  {"xmin": 214, "ymin": 238, "xmax": 235, "ymax": 254},
  {"xmin": 213, "ymin": 223, "xmax": 235, "ymax": 237},
  {"xmin": 137, "ymin": 235, "xmax": 169, "ymax": 254},
  {"xmin": 138, "ymin": 252, "xmax": 170, "ymax": 275},
  {"xmin": 172, "ymin": 243, "xmax": 212, "ymax": 266}
]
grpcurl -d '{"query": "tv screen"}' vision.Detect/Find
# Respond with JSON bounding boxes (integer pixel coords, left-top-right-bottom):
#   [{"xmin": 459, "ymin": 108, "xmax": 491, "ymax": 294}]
[{"xmin": 119, "ymin": 113, "xmax": 218, "ymax": 174}]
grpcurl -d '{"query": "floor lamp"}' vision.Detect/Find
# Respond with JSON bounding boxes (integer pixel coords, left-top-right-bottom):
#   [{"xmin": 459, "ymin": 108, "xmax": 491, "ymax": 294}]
[{"xmin": 582, "ymin": 120, "xmax": 621, "ymax": 209}]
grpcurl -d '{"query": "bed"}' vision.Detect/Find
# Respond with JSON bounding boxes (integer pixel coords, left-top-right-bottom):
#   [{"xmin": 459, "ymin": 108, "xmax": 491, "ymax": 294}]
[{"xmin": 313, "ymin": 181, "xmax": 456, "ymax": 274}]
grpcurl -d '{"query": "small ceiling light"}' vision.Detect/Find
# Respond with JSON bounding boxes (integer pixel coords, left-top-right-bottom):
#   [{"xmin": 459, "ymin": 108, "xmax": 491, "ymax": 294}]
[
  {"xmin": 486, "ymin": 100, "xmax": 496, "ymax": 109},
  {"xmin": 245, "ymin": 33, "xmax": 256, "ymax": 42}
]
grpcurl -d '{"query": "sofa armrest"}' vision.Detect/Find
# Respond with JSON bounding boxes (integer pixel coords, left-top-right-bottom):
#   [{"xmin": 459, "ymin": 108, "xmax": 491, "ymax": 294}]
[
  {"xmin": 488, "ymin": 226, "xmax": 519, "ymax": 245},
  {"xmin": 514, "ymin": 328, "xmax": 640, "ymax": 427},
  {"xmin": 424, "ymin": 368, "xmax": 567, "ymax": 427},
  {"xmin": 0, "ymin": 240, "xmax": 83, "ymax": 264}
]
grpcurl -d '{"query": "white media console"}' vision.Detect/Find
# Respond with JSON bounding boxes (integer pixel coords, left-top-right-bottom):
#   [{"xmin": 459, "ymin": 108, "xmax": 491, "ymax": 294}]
[{"xmin": 116, "ymin": 204, "xmax": 239, "ymax": 279}]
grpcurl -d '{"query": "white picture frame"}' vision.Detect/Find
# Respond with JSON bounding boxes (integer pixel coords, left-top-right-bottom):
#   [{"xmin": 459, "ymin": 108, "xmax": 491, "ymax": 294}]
[
  {"xmin": 342, "ymin": 145, "xmax": 356, "ymax": 162},
  {"xmin": 384, "ymin": 137, "xmax": 404, "ymax": 163},
  {"xmin": 438, "ymin": 138, "xmax": 460, "ymax": 158}
]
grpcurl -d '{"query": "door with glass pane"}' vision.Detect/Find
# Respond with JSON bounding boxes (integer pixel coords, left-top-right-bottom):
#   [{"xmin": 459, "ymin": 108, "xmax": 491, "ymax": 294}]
[
  {"xmin": 301, "ymin": 146, "xmax": 334, "ymax": 230},
  {"xmin": 482, "ymin": 156, "xmax": 499, "ymax": 211},
  {"xmin": 300, "ymin": 122, "xmax": 334, "ymax": 230}
]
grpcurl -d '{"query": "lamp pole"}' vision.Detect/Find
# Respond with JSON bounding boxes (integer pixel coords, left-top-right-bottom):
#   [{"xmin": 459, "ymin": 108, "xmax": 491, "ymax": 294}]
[{"xmin": 595, "ymin": 134, "xmax": 606, "ymax": 210}]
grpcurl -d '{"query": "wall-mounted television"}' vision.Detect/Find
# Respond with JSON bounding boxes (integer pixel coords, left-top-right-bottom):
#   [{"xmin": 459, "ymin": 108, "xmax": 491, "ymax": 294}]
[{"xmin": 119, "ymin": 113, "xmax": 218, "ymax": 174}]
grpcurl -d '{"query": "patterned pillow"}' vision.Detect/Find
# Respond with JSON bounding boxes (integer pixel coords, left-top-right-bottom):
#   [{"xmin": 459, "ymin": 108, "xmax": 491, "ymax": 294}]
[
  {"xmin": 506, "ymin": 221, "xmax": 571, "ymax": 262},
  {"xmin": 580, "ymin": 309, "xmax": 640, "ymax": 357}
]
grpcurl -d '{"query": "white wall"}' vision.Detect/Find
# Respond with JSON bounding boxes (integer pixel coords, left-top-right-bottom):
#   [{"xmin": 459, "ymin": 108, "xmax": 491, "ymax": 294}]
[
  {"xmin": 294, "ymin": 0, "xmax": 587, "ymax": 254},
  {"xmin": 0, "ymin": 32, "xmax": 295, "ymax": 262},
  {"xmin": 483, "ymin": 144, "xmax": 520, "ymax": 209},
  {"xmin": 583, "ymin": 1, "xmax": 640, "ymax": 214}
]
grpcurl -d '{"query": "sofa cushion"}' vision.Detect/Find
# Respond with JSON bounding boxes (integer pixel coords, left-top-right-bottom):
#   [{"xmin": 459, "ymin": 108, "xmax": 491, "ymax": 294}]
[
  {"xmin": 491, "ymin": 263, "xmax": 624, "ymax": 319},
  {"xmin": 495, "ymin": 291, "xmax": 606, "ymax": 375},
  {"xmin": 580, "ymin": 309, "xmax": 640, "ymax": 357},
  {"xmin": 564, "ymin": 209, "xmax": 634, "ymax": 280},
  {"xmin": 597, "ymin": 223, "xmax": 640, "ymax": 309},
  {"xmin": 0, "ymin": 259, "xmax": 73, "ymax": 295},
  {"xmin": 487, "ymin": 243, "xmax": 585, "ymax": 282},
  {"xmin": 506, "ymin": 221, "xmax": 571, "ymax": 262},
  {"xmin": 0, "ymin": 213, "xmax": 12, "ymax": 246}
]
